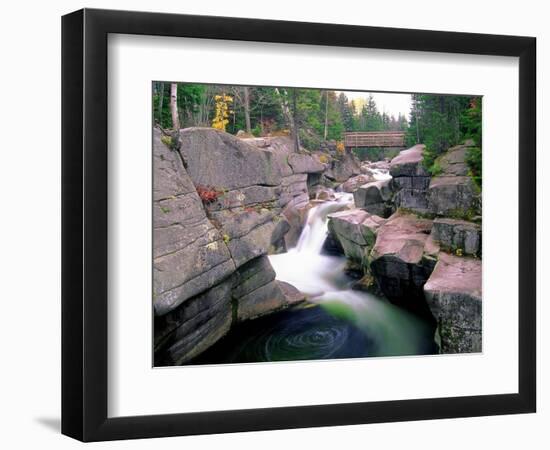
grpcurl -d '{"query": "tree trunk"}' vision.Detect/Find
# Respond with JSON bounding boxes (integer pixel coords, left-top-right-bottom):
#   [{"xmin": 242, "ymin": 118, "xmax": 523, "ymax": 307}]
[
  {"xmin": 274, "ymin": 88, "xmax": 299, "ymax": 151},
  {"xmin": 324, "ymin": 91, "xmax": 329, "ymax": 140},
  {"xmin": 170, "ymin": 83, "xmax": 180, "ymax": 131},
  {"xmin": 414, "ymin": 101, "xmax": 421, "ymax": 144},
  {"xmin": 157, "ymin": 82, "xmax": 164, "ymax": 124},
  {"xmin": 243, "ymin": 87, "xmax": 252, "ymax": 134}
]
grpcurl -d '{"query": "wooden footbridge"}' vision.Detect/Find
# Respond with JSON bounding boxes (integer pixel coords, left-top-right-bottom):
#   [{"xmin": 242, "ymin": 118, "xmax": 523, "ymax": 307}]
[{"xmin": 343, "ymin": 131, "xmax": 406, "ymax": 149}]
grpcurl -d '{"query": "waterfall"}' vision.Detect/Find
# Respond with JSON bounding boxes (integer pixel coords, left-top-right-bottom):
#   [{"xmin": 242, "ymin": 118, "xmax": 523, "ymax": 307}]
[
  {"xmin": 193, "ymin": 178, "xmax": 438, "ymax": 365},
  {"xmin": 267, "ymin": 188, "xmax": 437, "ymax": 358},
  {"xmin": 370, "ymin": 167, "xmax": 392, "ymax": 181},
  {"xmin": 295, "ymin": 193, "xmax": 354, "ymax": 254},
  {"xmin": 269, "ymin": 193, "xmax": 353, "ymax": 297}
]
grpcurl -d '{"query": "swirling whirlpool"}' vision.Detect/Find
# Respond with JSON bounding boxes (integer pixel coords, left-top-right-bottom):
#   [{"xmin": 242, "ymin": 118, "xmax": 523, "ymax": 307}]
[
  {"xmin": 193, "ymin": 305, "xmax": 374, "ymax": 364},
  {"xmin": 189, "ymin": 191, "xmax": 437, "ymax": 366}
]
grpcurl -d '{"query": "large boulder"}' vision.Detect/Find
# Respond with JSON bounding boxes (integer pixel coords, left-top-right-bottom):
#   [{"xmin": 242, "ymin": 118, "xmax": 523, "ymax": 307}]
[
  {"xmin": 154, "ymin": 129, "xmax": 307, "ymax": 364},
  {"xmin": 154, "ymin": 277, "xmax": 234, "ymax": 365},
  {"xmin": 243, "ymin": 135, "xmax": 329, "ymax": 249},
  {"xmin": 325, "ymin": 151, "xmax": 362, "ymax": 182},
  {"xmin": 427, "ymin": 142, "xmax": 481, "ymax": 218},
  {"xmin": 342, "ymin": 173, "xmax": 376, "ymax": 193},
  {"xmin": 353, "ymin": 179, "xmax": 394, "ymax": 217},
  {"xmin": 389, "ymin": 145, "xmax": 431, "ymax": 214},
  {"xmin": 431, "ymin": 218, "xmax": 481, "ymax": 256},
  {"xmin": 278, "ymin": 173, "xmax": 308, "ymax": 207},
  {"xmin": 179, "ymin": 127, "xmax": 282, "ymax": 189},
  {"xmin": 287, "ymin": 153, "xmax": 325, "ymax": 174},
  {"xmin": 437, "ymin": 144, "xmax": 470, "ymax": 176},
  {"xmin": 424, "ymin": 253, "xmax": 482, "ymax": 353},
  {"xmin": 369, "ymin": 211, "xmax": 437, "ymax": 312},
  {"xmin": 428, "ymin": 175, "xmax": 480, "ymax": 218},
  {"xmin": 327, "ymin": 209, "xmax": 385, "ymax": 262},
  {"xmin": 207, "ymin": 208, "xmax": 281, "ymax": 268},
  {"xmin": 232, "ymin": 256, "xmax": 290, "ymax": 321},
  {"xmin": 390, "ymin": 144, "xmax": 429, "ymax": 177},
  {"xmin": 153, "ymin": 129, "xmax": 235, "ymax": 316}
]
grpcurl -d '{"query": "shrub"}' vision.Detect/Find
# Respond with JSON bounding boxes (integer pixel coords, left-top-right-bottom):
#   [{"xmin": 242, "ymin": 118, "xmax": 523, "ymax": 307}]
[
  {"xmin": 429, "ymin": 161, "xmax": 443, "ymax": 177},
  {"xmin": 298, "ymin": 129, "xmax": 320, "ymax": 151},
  {"xmin": 251, "ymin": 124, "xmax": 262, "ymax": 137},
  {"xmin": 160, "ymin": 135, "xmax": 172, "ymax": 147},
  {"xmin": 211, "ymin": 94, "xmax": 233, "ymax": 131}
]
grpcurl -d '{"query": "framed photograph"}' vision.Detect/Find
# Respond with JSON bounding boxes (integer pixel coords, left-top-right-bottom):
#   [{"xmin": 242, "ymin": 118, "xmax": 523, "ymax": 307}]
[{"xmin": 62, "ymin": 8, "xmax": 536, "ymax": 442}]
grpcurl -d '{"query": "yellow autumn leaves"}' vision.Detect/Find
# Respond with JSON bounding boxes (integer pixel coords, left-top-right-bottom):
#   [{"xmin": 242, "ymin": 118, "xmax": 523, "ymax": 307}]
[{"xmin": 211, "ymin": 94, "xmax": 233, "ymax": 131}]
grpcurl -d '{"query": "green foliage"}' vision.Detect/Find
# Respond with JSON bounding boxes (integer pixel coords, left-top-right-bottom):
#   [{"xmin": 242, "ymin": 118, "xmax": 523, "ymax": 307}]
[
  {"xmin": 251, "ymin": 124, "xmax": 262, "ymax": 137},
  {"xmin": 466, "ymin": 146, "xmax": 482, "ymax": 188},
  {"xmin": 299, "ymin": 128, "xmax": 322, "ymax": 151},
  {"xmin": 461, "ymin": 98, "xmax": 482, "ymax": 146},
  {"xmin": 407, "ymin": 94, "xmax": 470, "ymax": 154},
  {"xmin": 160, "ymin": 135, "xmax": 172, "ymax": 147},
  {"xmin": 428, "ymin": 160, "xmax": 443, "ymax": 177},
  {"xmin": 152, "ymin": 84, "xmax": 481, "ymax": 186},
  {"xmin": 462, "ymin": 98, "xmax": 482, "ymax": 187},
  {"xmin": 337, "ymin": 93, "xmax": 355, "ymax": 131},
  {"xmin": 407, "ymin": 94, "xmax": 482, "ymax": 186}
]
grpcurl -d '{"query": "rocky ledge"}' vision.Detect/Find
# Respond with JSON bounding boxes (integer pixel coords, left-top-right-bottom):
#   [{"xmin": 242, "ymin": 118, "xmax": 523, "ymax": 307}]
[
  {"xmin": 327, "ymin": 142, "xmax": 483, "ymax": 353},
  {"xmin": 154, "ymin": 127, "xmax": 322, "ymax": 364},
  {"xmin": 424, "ymin": 253, "xmax": 482, "ymax": 353}
]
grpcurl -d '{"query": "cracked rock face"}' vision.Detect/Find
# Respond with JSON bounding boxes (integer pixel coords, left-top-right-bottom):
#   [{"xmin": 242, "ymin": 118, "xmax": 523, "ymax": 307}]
[
  {"xmin": 153, "ymin": 129, "xmax": 310, "ymax": 364},
  {"xmin": 353, "ymin": 178, "xmax": 395, "ymax": 217},
  {"xmin": 389, "ymin": 145, "xmax": 431, "ymax": 214},
  {"xmin": 428, "ymin": 175, "xmax": 479, "ymax": 218},
  {"xmin": 424, "ymin": 253, "xmax": 482, "ymax": 353},
  {"xmin": 327, "ymin": 209, "xmax": 384, "ymax": 263},
  {"xmin": 179, "ymin": 127, "xmax": 283, "ymax": 190},
  {"xmin": 325, "ymin": 151, "xmax": 362, "ymax": 182},
  {"xmin": 153, "ymin": 129, "xmax": 235, "ymax": 316},
  {"xmin": 369, "ymin": 211, "xmax": 437, "ymax": 313},
  {"xmin": 427, "ymin": 144, "xmax": 481, "ymax": 218},
  {"xmin": 431, "ymin": 218, "xmax": 481, "ymax": 257}
]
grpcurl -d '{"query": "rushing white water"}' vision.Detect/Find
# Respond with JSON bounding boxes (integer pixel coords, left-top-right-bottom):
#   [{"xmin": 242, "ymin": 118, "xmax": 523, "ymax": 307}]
[
  {"xmin": 268, "ymin": 191, "xmax": 435, "ymax": 357},
  {"xmin": 270, "ymin": 195, "xmax": 352, "ymax": 297},
  {"xmin": 296, "ymin": 193, "xmax": 353, "ymax": 254},
  {"xmin": 370, "ymin": 167, "xmax": 392, "ymax": 181}
]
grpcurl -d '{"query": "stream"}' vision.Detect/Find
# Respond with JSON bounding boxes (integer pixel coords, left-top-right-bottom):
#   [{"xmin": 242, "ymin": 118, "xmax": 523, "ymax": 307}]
[{"xmin": 191, "ymin": 175, "xmax": 437, "ymax": 365}]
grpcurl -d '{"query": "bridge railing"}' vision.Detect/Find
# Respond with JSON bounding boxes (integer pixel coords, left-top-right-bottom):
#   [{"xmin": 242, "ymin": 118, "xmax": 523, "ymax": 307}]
[{"xmin": 344, "ymin": 131, "xmax": 405, "ymax": 148}]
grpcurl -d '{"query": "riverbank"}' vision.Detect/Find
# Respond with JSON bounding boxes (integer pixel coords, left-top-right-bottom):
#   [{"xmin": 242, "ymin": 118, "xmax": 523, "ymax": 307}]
[{"xmin": 153, "ymin": 126, "xmax": 482, "ymax": 365}]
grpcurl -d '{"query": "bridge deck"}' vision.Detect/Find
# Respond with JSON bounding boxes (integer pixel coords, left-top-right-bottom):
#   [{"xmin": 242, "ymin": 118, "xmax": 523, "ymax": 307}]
[{"xmin": 344, "ymin": 131, "xmax": 405, "ymax": 148}]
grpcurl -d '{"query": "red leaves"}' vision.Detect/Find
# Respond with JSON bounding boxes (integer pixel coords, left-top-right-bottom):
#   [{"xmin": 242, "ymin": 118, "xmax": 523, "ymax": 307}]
[{"xmin": 196, "ymin": 185, "xmax": 222, "ymax": 204}]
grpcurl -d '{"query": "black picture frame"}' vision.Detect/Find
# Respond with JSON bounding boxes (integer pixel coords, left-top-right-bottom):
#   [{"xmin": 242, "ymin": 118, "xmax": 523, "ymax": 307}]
[{"xmin": 61, "ymin": 8, "xmax": 536, "ymax": 442}]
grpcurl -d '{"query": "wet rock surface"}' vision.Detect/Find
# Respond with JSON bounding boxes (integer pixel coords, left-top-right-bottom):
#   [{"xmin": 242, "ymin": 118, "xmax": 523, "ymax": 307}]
[
  {"xmin": 325, "ymin": 151, "xmax": 362, "ymax": 182},
  {"xmin": 154, "ymin": 129, "xmax": 483, "ymax": 362},
  {"xmin": 153, "ymin": 129, "xmax": 235, "ymax": 316},
  {"xmin": 369, "ymin": 211, "xmax": 437, "ymax": 313},
  {"xmin": 154, "ymin": 129, "xmax": 309, "ymax": 363},
  {"xmin": 424, "ymin": 253, "xmax": 482, "ymax": 353},
  {"xmin": 353, "ymin": 179, "xmax": 394, "ymax": 217},
  {"xmin": 427, "ymin": 143, "xmax": 481, "ymax": 218},
  {"xmin": 327, "ymin": 209, "xmax": 384, "ymax": 263},
  {"xmin": 431, "ymin": 218, "xmax": 481, "ymax": 256},
  {"xmin": 390, "ymin": 145, "xmax": 431, "ymax": 214}
]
